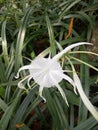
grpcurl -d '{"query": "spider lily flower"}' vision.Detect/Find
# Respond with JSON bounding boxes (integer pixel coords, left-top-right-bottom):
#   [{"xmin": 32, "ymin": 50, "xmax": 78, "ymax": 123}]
[
  {"xmin": 16, "ymin": 42, "xmax": 98, "ymax": 121},
  {"xmin": 16, "ymin": 42, "xmax": 91, "ymax": 105}
]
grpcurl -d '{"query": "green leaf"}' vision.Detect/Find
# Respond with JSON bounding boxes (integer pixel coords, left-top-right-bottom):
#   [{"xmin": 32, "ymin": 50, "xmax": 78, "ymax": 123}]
[
  {"xmin": 0, "ymin": 87, "xmax": 5, "ymax": 98},
  {"xmin": 73, "ymin": 117, "xmax": 98, "ymax": 130},
  {"xmin": 0, "ymin": 97, "xmax": 19, "ymax": 130},
  {"xmin": 0, "ymin": 57, "xmax": 7, "ymax": 82},
  {"xmin": 15, "ymin": 8, "xmax": 33, "ymax": 72},
  {"xmin": 46, "ymin": 15, "xmax": 56, "ymax": 57},
  {"xmin": 0, "ymin": 98, "xmax": 7, "ymax": 111},
  {"xmin": 1, "ymin": 21, "xmax": 9, "ymax": 66},
  {"xmin": 10, "ymin": 87, "xmax": 38, "ymax": 128}
]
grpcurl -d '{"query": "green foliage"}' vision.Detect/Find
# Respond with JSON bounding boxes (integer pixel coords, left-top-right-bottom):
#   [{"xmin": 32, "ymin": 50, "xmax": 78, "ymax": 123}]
[{"xmin": 0, "ymin": 0, "xmax": 98, "ymax": 130}]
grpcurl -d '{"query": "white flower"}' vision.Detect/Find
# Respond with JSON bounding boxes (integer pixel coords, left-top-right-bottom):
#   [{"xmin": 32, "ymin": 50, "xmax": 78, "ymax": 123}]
[
  {"xmin": 16, "ymin": 42, "xmax": 91, "ymax": 103},
  {"xmin": 16, "ymin": 56, "xmax": 75, "ymax": 105},
  {"xmin": 16, "ymin": 42, "xmax": 98, "ymax": 121}
]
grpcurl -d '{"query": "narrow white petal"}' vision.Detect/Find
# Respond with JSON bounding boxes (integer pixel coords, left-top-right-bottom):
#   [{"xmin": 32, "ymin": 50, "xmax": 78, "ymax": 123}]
[
  {"xmin": 18, "ymin": 82, "xmax": 25, "ymax": 89},
  {"xmin": 15, "ymin": 65, "xmax": 31, "ymax": 78},
  {"xmin": 73, "ymin": 72, "xmax": 98, "ymax": 121},
  {"xmin": 56, "ymin": 83, "xmax": 69, "ymax": 106},
  {"xmin": 53, "ymin": 42, "xmax": 92, "ymax": 60},
  {"xmin": 49, "ymin": 73, "xmax": 69, "ymax": 106},
  {"xmin": 18, "ymin": 75, "xmax": 29, "ymax": 89},
  {"xmin": 39, "ymin": 86, "xmax": 46, "ymax": 102},
  {"xmin": 62, "ymin": 73, "xmax": 77, "ymax": 94},
  {"xmin": 27, "ymin": 76, "xmax": 33, "ymax": 89},
  {"xmin": 60, "ymin": 73, "xmax": 75, "ymax": 86},
  {"xmin": 53, "ymin": 72, "xmax": 77, "ymax": 94}
]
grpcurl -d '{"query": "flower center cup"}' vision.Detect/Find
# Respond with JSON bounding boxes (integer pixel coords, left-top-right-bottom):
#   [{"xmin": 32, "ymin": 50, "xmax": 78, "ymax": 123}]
[{"xmin": 29, "ymin": 57, "xmax": 63, "ymax": 87}]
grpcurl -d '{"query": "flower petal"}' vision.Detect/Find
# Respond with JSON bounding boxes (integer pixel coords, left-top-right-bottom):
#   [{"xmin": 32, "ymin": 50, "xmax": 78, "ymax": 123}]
[
  {"xmin": 73, "ymin": 71, "xmax": 98, "ymax": 121},
  {"xmin": 53, "ymin": 42, "xmax": 92, "ymax": 60},
  {"xmin": 39, "ymin": 85, "xmax": 46, "ymax": 102},
  {"xmin": 27, "ymin": 76, "xmax": 33, "ymax": 89},
  {"xmin": 15, "ymin": 65, "xmax": 31, "ymax": 78},
  {"xmin": 18, "ymin": 75, "xmax": 29, "ymax": 89},
  {"xmin": 49, "ymin": 73, "xmax": 69, "ymax": 106},
  {"xmin": 56, "ymin": 83, "xmax": 69, "ymax": 106},
  {"xmin": 59, "ymin": 73, "xmax": 77, "ymax": 94}
]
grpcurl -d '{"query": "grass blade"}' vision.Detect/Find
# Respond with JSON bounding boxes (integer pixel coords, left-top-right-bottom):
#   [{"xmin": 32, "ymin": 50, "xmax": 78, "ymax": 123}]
[
  {"xmin": 15, "ymin": 8, "xmax": 33, "ymax": 72},
  {"xmin": 1, "ymin": 21, "xmax": 9, "ymax": 66},
  {"xmin": 46, "ymin": 15, "xmax": 56, "ymax": 57},
  {"xmin": 0, "ymin": 97, "xmax": 19, "ymax": 130}
]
